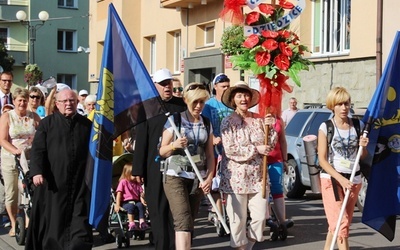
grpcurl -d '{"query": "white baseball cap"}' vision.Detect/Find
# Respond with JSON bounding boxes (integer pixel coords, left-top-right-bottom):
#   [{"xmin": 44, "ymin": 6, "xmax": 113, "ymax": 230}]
[
  {"xmin": 56, "ymin": 83, "xmax": 71, "ymax": 92},
  {"xmin": 152, "ymin": 68, "xmax": 173, "ymax": 83},
  {"xmin": 79, "ymin": 89, "xmax": 89, "ymax": 96}
]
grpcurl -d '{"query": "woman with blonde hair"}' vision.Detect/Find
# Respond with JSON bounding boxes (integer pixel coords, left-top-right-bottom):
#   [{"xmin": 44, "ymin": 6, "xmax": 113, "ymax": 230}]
[
  {"xmin": 318, "ymin": 87, "xmax": 369, "ymax": 250},
  {"xmin": 0, "ymin": 88, "xmax": 41, "ymax": 236},
  {"xmin": 159, "ymin": 82, "xmax": 215, "ymax": 250}
]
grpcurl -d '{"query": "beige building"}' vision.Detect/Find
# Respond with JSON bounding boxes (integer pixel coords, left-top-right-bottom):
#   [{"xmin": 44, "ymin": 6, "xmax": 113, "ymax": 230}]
[{"xmin": 90, "ymin": 0, "xmax": 400, "ymax": 108}]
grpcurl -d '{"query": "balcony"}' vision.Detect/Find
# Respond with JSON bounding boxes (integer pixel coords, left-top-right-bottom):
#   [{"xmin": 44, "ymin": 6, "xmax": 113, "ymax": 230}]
[{"xmin": 160, "ymin": 0, "xmax": 218, "ymax": 9}]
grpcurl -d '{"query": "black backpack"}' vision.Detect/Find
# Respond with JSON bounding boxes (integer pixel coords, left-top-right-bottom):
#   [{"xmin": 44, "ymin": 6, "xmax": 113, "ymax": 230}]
[{"xmin": 324, "ymin": 118, "xmax": 370, "ymax": 179}]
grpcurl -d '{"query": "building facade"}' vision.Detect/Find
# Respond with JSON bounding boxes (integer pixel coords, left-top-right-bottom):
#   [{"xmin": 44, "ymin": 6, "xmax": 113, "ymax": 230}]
[
  {"xmin": 90, "ymin": 0, "xmax": 400, "ymax": 108},
  {"xmin": 1, "ymin": 0, "xmax": 89, "ymax": 91}
]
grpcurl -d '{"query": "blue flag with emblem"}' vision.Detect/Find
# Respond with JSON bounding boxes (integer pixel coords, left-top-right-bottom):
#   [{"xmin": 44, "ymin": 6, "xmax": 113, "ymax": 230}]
[
  {"xmin": 362, "ymin": 31, "xmax": 400, "ymax": 241},
  {"xmin": 86, "ymin": 3, "xmax": 165, "ymax": 227}
]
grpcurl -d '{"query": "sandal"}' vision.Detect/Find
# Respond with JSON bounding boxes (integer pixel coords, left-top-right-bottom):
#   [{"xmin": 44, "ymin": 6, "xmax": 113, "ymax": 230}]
[
  {"xmin": 9, "ymin": 229, "xmax": 15, "ymax": 237},
  {"xmin": 140, "ymin": 222, "xmax": 149, "ymax": 230},
  {"xmin": 128, "ymin": 222, "xmax": 136, "ymax": 231}
]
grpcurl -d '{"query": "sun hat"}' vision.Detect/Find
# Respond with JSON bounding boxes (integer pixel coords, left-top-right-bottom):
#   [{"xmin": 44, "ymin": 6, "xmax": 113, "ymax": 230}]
[
  {"xmin": 153, "ymin": 68, "xmax": 173, "ymax": 83},
  {"xmin": 79, "ymin": 89, "xmax": 89, "ymax": 96},
  {"xmin": 221, "ymin": 81, "xmax": 260, "ymax": 109}
]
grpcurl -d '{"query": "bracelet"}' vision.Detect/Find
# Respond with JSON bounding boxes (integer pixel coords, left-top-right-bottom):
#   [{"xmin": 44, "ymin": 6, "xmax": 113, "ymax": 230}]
[{"xmin": 170, "ymin": 142, "xmax": 176, "ymax": 151}]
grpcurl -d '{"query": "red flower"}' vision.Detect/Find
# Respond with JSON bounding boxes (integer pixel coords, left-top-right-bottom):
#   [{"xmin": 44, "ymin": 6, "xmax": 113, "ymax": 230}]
[
  {"xmin": 261, "ymin": 30, "xmax": 279, "ymax": 38},
  {"xmin": 274, "ymin": 54, "xmax": 290, "ymax": 70},
  {"xmin": 245, "ymin": 11, "xmax": 260, "ymax": 25},
  {"xmin": 279, "ymin": 0, "xmax": 295, "ymax": 9},
  {"xmin": 278, "ymin": 30, "xmax": 291, "ymax": 38},
  {"xmin": 279, "ymin": 42, "xmax": 293, "ymax": 57},
  {"xmin": 255, "ymin": 51, "xmax": 271, "ymax": 66},
  {"xmin": 243, "ymin": 34, "xmax": 259, "ymax": 48},
  {"xmin": 258, "ymin": 3, "xmax": 275, "ymax": 15},
  {"xmin": 262, "ymin": 39, "xmax": 278, "ymax": 50}
]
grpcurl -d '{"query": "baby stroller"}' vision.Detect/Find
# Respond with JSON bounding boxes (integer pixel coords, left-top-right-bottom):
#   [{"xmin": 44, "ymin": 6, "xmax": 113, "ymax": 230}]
[
  {"xmin": 266, "ymin": 194, "xmax": 294, "ymax": 241},
  {"xmin": 108, "ymin": 153, "xmax": 153, "ymax": 248},
  {"xmin": 14, "ymin": 154, "xmax": 34, "ymax": 246}
]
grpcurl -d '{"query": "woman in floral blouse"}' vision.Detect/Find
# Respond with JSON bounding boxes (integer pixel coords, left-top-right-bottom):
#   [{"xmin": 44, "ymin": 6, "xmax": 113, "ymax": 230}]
[{"xmin": 220, "ymin": 81, "xmax": 270, "ymax": 250}]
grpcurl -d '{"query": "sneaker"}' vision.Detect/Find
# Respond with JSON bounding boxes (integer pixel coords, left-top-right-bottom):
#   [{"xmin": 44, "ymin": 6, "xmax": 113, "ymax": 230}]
[
  {"xmin": 128, "ymin": 222, "xmax": 136, "ymax": 231},
  {"xmin": 278, "ymin": 224, "xmax": 288, "ymax": 241},
  {"xmin": 140, "ymin": 222, "xmax": 149, "ymax": 230}
]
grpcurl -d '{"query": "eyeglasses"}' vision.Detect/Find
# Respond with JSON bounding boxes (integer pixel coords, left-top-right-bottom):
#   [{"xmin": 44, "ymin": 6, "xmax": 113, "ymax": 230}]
[
  {"xmin": 173, "ymin": 87, "xmax": 183, "ymax": 93},
  {"xmin": 157, "ymin": 80, "xmax": 171, "ymax": 87},
  {"xmin": 187, "ymin": 84, "xmax": 207, "ymax": 91},
  {"xmin": 29, "ymin": 95, "xmax": 41, "ymax": 99},
  {"xmin": 1, "ymin": 79, "xmax": 12, "ymax": 83},
  {"xmin": 214, "ymin": 74, "xmax": 230, "ymax": 84},
  {"xmin": 57, "ymin": 99, "xmax": 76, "ymax": 104}
]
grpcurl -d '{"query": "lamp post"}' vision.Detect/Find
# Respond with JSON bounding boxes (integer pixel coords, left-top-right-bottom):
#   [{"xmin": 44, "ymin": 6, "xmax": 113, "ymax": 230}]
[{"xmin": 16, "ymin": 10, "xmax": 49, "ymax": 64}]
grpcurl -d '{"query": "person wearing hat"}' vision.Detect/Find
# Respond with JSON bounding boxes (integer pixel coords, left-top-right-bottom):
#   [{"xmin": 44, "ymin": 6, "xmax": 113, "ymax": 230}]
[
  {"xmin": 77, "ymin": 89, "xmax": 88, "ymax": 115},
  {"xmin": 202, "ymin": 73, "xmax": 232, "ymax": 217},
  {"xmin": 132, "ymin": 68, "xmax": 186, "ymax": 250},
  {"xmin": 219, "ymin": 81, "xmax": 270, "ymax": 250}
]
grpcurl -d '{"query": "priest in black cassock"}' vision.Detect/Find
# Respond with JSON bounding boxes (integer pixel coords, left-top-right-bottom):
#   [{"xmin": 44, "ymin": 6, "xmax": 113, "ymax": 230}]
[
  {"xmin": 26, "ymin": 89, "xmax": 93, "ymax": 250},
  {"xmin": 133, "ymin": 68, "xmax": 186, "ymax": 250}
]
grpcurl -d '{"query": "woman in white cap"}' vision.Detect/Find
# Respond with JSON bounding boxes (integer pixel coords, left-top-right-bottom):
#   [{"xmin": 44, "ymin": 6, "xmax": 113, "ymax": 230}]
[{"xmin": 219, "ymin": 81, "xmax": 270, "ymax": 250}]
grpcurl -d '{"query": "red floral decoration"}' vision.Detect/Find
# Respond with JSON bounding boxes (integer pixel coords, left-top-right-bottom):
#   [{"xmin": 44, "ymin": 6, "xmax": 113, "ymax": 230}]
[{"xmin": 221, "ymin": 0, "xmax": 313, "ymax": 116}]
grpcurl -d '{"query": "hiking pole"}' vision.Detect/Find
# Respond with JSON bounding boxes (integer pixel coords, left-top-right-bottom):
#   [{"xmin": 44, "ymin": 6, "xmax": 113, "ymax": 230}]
[
  {"xmin": 167, "ymin": 115, "xmax": 230, "ymax": 234},
  {"xmin": 329, "ymin": 129, "xmax": 369, "ymax": 250}
]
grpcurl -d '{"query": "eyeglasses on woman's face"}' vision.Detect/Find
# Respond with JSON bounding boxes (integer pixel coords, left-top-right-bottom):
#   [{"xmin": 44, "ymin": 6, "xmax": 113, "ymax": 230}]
[
  {"xmin": 29, "ymin": 95, "xmax": 41, "ymax": 100},
  {"xmin": 173, "ymin": 87, "xmax": 183, "ymax": 93}
]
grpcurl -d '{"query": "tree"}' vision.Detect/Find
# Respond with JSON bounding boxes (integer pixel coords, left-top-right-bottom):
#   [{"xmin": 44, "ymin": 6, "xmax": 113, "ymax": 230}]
[{"xmin": 0, "ymin": 40, "xmax": 15, "ymax": 72}]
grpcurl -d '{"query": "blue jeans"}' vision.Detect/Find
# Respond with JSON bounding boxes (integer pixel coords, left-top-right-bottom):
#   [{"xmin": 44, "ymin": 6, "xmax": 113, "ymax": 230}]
[{"xmin": 122, "ymin": 201, "xmax": 145, "ymax": 220}]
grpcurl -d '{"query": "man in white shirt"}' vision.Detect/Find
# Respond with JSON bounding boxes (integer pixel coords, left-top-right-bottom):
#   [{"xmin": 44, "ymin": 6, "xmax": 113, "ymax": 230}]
[
  {"xmin": 77, "ymin": 89, "xmax": 88, "ymax": 115},
  {"xmin": 281, "ymin": 97, "xmax": 298, "ymax": 126},
  {"xmin": 0, "ymin": 72, "xmax": 13, "ymax": 115}
]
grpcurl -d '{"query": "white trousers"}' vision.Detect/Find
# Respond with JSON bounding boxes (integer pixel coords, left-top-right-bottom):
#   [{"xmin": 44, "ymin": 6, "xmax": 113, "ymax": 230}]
[{"xmin": 226, "ymin": 192, "xmax": 269, "ymax": 248}]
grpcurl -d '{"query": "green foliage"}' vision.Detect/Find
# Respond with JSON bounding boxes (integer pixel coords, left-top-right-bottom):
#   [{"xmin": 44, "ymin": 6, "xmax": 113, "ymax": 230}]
[
  {"xmin": 220, "ymin": 26, "xmax": 245, "ymax": 56},
  {"xmin": 0, "ymin": 41, "xmax": 15, "ymax": 72}
]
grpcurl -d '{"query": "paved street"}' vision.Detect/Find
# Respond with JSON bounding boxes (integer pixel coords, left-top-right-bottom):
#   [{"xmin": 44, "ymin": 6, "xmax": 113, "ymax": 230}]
[{"xmin": 0, "ymin": 191, "xmax": 399, "ymax": 249}]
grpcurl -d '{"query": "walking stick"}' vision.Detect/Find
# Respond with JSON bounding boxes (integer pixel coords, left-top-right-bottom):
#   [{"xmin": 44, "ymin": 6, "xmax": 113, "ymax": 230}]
[{"xmin": 262, "ymin": 124, "xmax": 270, "ymax": 198}]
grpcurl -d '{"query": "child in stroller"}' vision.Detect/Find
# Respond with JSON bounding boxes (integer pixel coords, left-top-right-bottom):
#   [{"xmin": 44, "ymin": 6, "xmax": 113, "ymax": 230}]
[{"xmin": 114, "ymin": 162, "xmax": 149, "ymax": 231}]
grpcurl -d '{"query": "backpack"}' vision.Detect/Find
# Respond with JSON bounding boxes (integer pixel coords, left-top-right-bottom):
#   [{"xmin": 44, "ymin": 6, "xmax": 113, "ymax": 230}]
[
  {"xmin": 324, "ymin": 118, "xmax": 370, "ymax": 179},
  {"xmin": 172, "ymin": 112, "xmax": 211, "ymax": 138}
]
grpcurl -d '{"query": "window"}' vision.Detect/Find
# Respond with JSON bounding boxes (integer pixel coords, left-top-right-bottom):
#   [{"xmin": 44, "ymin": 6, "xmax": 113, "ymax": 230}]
[
  {"xmin": 0, "ymin": 28, "xmax": 8, "ymax": 48},
  {"xmin": 205, "ymin": 24, "xmax": 215, "ymax": 45},
  {"xmin": 57, "ymin": 74, "xmax": 76, "ymax": 89},
  {"xmin": 58, "ymin": 0, "xmax": 76, "ymax": 8},
  {"xmin": 312, "ymin": 0, "xmax": 351, "ymax": 55},
  {"xmin": 149, "ymin": 36, "xmax": 156, "ymax": 75},
  {"xmin": 57, "ymin": 30, "xmax": 76, "ymax": 51},
  {"xmin": 173, "ymin": 32, "xmax": 181, "ymax": 73}
]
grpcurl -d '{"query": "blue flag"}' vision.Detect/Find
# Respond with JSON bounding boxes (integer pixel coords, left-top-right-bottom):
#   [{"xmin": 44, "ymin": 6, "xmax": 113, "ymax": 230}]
[
  {"xmin": 87, "ymin": 3, "xmax": 165, "ymax": 227},
  {"xmin": 362, "ymin": 31, "xmax": 400, "ymax": 241}
]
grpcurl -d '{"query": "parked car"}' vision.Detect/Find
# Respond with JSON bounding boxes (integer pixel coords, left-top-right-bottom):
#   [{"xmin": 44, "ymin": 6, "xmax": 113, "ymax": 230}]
[{"xmin": 284, "ymin": 108, "xmax": 368, "ymax": 211}]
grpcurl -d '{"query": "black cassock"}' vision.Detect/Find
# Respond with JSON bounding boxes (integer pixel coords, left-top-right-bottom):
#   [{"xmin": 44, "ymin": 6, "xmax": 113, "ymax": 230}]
[
  {"xmin": 133, "ymin": 96, "xmax": 186, "ymax": 250},
  {"xmin": 26, "ymin": 112, "xmax": 93, "ymax": 250}
]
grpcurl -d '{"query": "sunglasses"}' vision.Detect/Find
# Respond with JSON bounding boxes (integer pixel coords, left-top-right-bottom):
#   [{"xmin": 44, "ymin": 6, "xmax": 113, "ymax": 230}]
[
  {"xmin": 187, "ymin": 84, "xmax": 207, "ymax": 91},
  {"xmin": 157, "ymin": 79, "xmax": 171, "ymax": 87},
  {"xmin": 173, "ymin": 87, "xmax": 183, "ymax": 93},
  {"xmin": 29, "ymin": 95, "xmax": 41, "ymax": 99}
]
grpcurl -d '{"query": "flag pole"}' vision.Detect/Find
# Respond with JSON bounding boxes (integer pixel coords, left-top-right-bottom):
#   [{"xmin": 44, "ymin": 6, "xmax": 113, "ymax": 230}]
[
  {"xmin": 262, "ymin": 123, "xmax": 270, "ymax": 198},
  {"xmin": 166, "ymin": 114, "xmax": 231, "ymax": 234},
  {"xmin": 329, "ymin": 127, "xmax": 370, "ymax": 250}
]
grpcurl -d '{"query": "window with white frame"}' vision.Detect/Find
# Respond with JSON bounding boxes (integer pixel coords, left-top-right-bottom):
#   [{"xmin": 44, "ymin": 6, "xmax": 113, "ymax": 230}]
[
  {"xmin": 57, "ymin": 30, "xmax": 76, "ymax": 51},
  {"xmin": 150, "ymin": 36, "xmax": 156, "ymax": 75},
  {"xmin": 58, "ymin": 0, "xmax": 76, "ymax": 8},
  {"xmin": 204, "ymin": 24, "xmax": 215, "ymax": 46},
  {"xmin": 0, "ymin": 28, "xmax": 8, "ymax": 48},
  {"xmin": 57, "ymin": 74, "xmax": 76, "ymax": 89},
  {"xmin": 312, "ymin": 0, "xmax": 351, "ymax": 55},
  {"xmin": 174, "ymin": 31, "xmax": 181, "ymax": 73}
]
